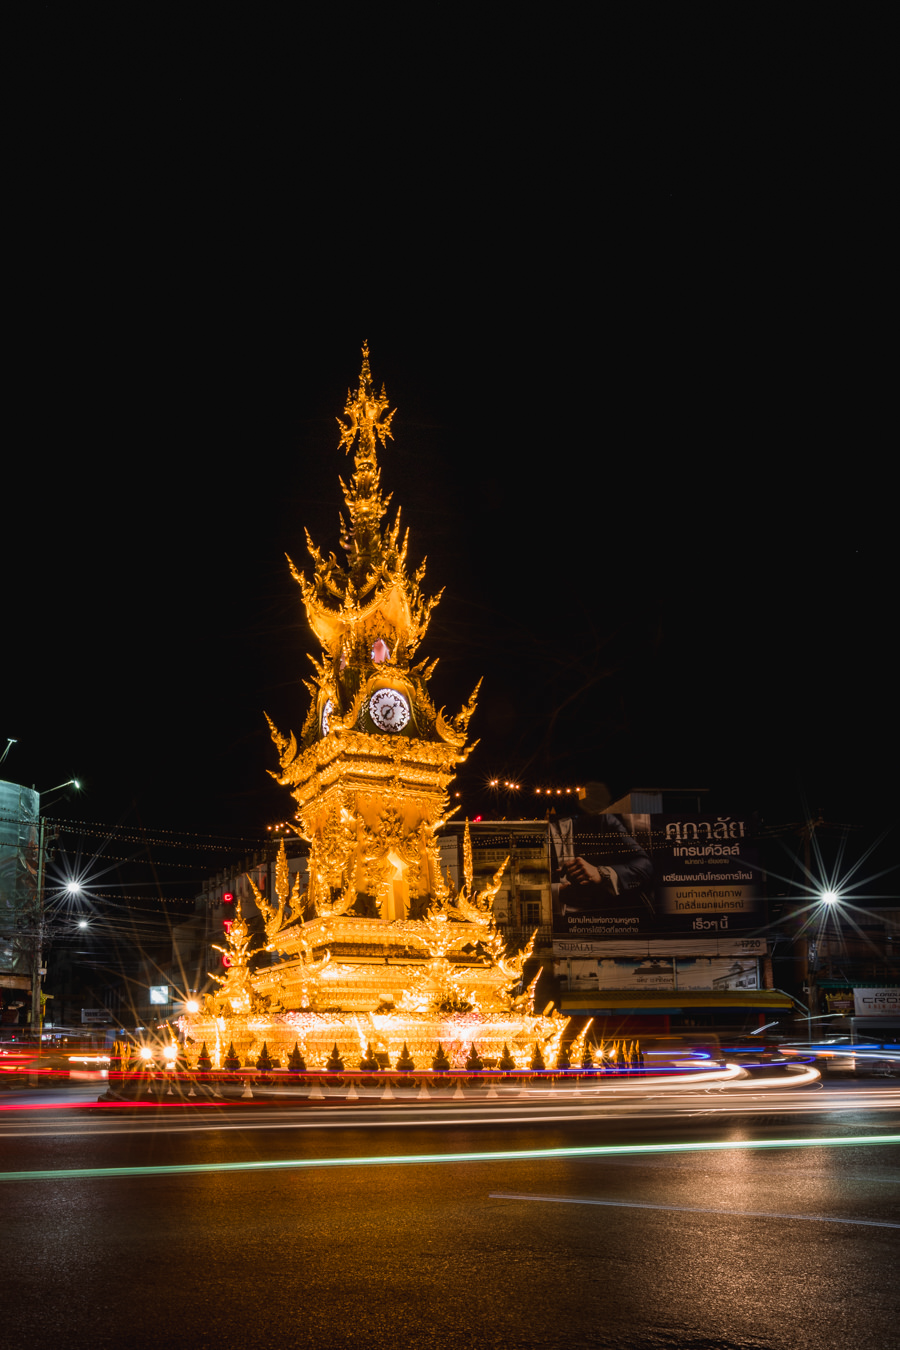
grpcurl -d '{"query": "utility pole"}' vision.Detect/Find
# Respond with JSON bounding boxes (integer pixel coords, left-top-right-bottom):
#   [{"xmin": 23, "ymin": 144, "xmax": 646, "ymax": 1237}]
[
  {"xmin": 799, "ymin": 812, "xmax": 824, "ymax": 1025},
  {"xmin": 30, "ymin": 815, "xmax": 47, "ymax": 1043}
]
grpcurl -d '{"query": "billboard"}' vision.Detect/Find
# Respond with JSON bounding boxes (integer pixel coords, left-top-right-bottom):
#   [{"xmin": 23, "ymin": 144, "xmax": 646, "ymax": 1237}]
[
  {"xmin": 853, "ymin": 988, "xmax": 900, "ymax": 1017},
  {"xmin": 550, "ymin": 813, "xmax": 763, "ymax": 949},
  {"xmin": 565, "ymin": 955, "xmax": 760, "ymax": 992},
  {"xmin": 0, "ymin": 780, "xmax": 39, "ymax": 981}
]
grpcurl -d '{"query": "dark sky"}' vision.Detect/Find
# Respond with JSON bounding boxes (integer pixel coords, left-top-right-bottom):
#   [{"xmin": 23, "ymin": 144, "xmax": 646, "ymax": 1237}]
[
  {"xmin": 4, "ymin": 41, "xmax": 895, "ymax": 909},
  {"xmin": 7, "ymin": 325, "xmax": 893, "ymax": 836}
]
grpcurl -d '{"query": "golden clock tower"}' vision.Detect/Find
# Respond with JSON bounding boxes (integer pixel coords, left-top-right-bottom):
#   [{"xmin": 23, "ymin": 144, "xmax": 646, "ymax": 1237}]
[{"xmin": 186, "ymin": 346, "xmax": 563, "ymax": 1070}]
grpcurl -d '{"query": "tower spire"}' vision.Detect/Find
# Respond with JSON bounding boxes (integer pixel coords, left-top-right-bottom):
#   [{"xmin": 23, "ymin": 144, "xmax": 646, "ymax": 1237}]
[{"xmin": 335, "ymin": 342, "xmax": 397, "ymax": 574}]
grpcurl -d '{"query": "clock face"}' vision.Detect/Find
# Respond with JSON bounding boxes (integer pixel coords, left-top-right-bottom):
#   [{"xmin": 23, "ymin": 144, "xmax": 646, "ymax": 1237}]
[
  {"xmin": 321, "ymin": 699, "xmax": 334, "ymax": 736},
  {"xmin": 368, "ymin": 687, "xmax": 410, "ymax": 733}
]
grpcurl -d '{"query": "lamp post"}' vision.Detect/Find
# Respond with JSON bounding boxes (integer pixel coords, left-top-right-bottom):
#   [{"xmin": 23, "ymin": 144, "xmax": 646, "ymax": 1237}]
[{"xmin": 805, "ymin": 890, "xmax": 840, "ymax": 1043}]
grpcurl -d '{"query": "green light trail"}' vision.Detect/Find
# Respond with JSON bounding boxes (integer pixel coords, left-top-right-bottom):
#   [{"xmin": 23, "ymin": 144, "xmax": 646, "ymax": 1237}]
[{"xmin": 1, "ymin": 1133, "xmax": 898, "ymax": 1184}]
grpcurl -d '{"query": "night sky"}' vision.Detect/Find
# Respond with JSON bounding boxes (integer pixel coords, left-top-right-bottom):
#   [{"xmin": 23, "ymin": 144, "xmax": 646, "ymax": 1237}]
[
  {"xmin": 8, "ymin": 327, "xmax": 893, "ymax": 846},
  {"xmin": 4, "ymin": 44, "xmax": 895, "ymax": 916}
]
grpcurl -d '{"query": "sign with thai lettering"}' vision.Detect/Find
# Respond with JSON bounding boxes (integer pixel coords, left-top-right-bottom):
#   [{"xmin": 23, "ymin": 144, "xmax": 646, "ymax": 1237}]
[
  {"xmin": 554, "ymin": 936, "xmax": 767, "ymax": 958},
  {"xmin": 550, "ymin": 814, "xmax": 763, "ymax": 948}
]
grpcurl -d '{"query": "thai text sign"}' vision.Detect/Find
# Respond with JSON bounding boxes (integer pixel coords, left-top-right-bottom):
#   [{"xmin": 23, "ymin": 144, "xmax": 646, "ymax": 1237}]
[{"xmin": 551, "ymin": 814, "xmax": 763, "ymax": 946}]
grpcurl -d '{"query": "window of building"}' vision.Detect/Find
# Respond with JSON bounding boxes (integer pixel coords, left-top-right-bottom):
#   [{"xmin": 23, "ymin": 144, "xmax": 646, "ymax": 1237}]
[{"xmin": 520, "ymin": 890, "xmax": 542, "ymax": 926}]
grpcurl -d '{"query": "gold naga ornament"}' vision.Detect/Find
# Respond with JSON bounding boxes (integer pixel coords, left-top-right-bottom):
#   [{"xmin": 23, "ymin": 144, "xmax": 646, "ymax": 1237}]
[{"xmin": 183, "ymin": 345, "xmax": 566, "ymax": 1071}]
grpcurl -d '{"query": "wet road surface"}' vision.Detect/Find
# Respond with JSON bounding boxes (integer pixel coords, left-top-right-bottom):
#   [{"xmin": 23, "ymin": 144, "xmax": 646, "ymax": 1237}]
[{"xmin": 2, "ymin": 1081, "xmax": 898, "ymax": 1350}]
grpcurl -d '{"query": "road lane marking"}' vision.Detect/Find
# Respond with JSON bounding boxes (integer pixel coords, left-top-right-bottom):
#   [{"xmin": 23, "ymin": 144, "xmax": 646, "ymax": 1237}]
[
  {"xmin": 0, "ymin": 1133, "xmax": 898, "ymax": 1183},
  {"xmin": 489, "ymin": 1192, "xmax": 900, "ymax": 1228}
]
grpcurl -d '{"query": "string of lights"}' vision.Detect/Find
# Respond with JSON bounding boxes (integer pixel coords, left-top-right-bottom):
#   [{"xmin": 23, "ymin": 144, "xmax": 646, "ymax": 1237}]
[
  {"xmin": 51, "ymin": 923, "xmax": 184, "ymax": 941},
  {"xmin": 3, "ymin": 812, "xmax": 857, "ymax": 862},
  {"xmin": 51, "ymin": 818, "xmax": 272, "ymax": 845},
  {"xmin": 0, "ymin": 811, "xmax": 860, "ymax": 839},
  {"xmin": 87, "ymin": 893, "xmax": 203, "ymax": 906},
  {"xmin": 49, "ymin": 821, "xmax": 270, "ymax": 850},
  {"xmin": 0, "ymin": 813, "xmax": 260, "ymax": 846},
  {"xmin": 49, "ymin": 851, "xmax": 215, "ymax": 869}
]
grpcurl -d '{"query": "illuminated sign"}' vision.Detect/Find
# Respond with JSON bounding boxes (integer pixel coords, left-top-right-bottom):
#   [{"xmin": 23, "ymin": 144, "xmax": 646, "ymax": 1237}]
[
  {"xmin": 551, "ymin": 813, "xmax": 763, "ymax": 949},
  {"xmin": 148, "ymin": 986, "xmax": 170, "ymax": 1005},
  {"xmin": 854, "ymin": 988, "xmax": 900, "ymax": 1017}
]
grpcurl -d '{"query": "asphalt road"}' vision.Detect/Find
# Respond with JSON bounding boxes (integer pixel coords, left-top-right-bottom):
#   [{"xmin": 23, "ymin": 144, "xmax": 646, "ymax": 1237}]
[{"xmin": 2, "ymin": 1082, "xmax": 899, "ymax": 1350}]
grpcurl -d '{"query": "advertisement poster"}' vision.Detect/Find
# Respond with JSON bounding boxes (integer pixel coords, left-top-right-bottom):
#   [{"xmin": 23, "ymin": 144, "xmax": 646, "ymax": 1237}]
[
  {"xmin": 550, "ymin": 813, "xmax": 762, "ymax": 949},
  {"xmin": 853, "ymin": 988, "xmax": 900, "ymax": 1017},
  {"xmin": 564, "ymin": 955, "xmax": 760, "ymax": 993}
]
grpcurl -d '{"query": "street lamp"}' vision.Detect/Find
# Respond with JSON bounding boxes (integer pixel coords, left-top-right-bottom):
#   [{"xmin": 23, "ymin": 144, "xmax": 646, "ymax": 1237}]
[{"xmin": 805, "ymin": 889, "xmax": 843, "ymax": 1034}]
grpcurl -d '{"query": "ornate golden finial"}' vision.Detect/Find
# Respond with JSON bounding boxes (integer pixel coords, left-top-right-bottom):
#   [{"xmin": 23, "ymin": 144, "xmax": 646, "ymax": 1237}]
[
  {"xmin": 330, "ymin": 342, "xmax": 398, "ymax": 577},
  {"xmin": 275, "ymin": 837, "xmax": 291, "ymax": 905},
  {"xmin": 463, "ymin": 818, "xmax": 473, "ymax": 892},
  {"xmin": 247, "ymin": 839, "xmax": 300, "ymax": 945},
  {"xmin": 210, "ymin": 898, "xmax": 259, "ymax": 971},
  {"xmin": 336, "ymin": 341, "xmax": 396, "ymax": 459},
  {"xmin": 359, "ymin": 339, "xmax": 373, "ymax": 392}
]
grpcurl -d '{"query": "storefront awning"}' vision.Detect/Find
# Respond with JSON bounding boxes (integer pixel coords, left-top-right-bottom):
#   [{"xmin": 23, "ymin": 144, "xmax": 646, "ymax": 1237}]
[{"xmin": 560, "ymin": 989, "xmax": 795, "ymax": 1014}]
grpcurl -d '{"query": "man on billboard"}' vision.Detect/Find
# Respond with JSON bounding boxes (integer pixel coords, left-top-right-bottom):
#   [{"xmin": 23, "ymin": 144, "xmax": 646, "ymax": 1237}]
[{"xmin": 551, "ymin": 810, "xmax": 655, "ymax": 922}]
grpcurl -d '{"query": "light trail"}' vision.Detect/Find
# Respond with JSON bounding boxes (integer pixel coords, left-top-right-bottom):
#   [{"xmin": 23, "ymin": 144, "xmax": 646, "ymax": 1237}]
[
  {"xmin": 1, "ymin": 1133, "xmax": 898, "ymax": 1184},
  {"xmin": 3, "ymin": 1091, "xmax": 899, "ymax": 1140},
  {"xmin": 2, "ymin": 1062, "xmax": 749, "ymax": 1089},
  {"xmin": 489, "ymin": 1192, "xmax": 900, "ymax": 1229},
  {"xmin": 0, "ymin": 1059, "xmax": 815, "ymax": 1106},
  {"xmin": 1, "ymin": 1081, "xmax": 898, "ymax": 1139}
]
